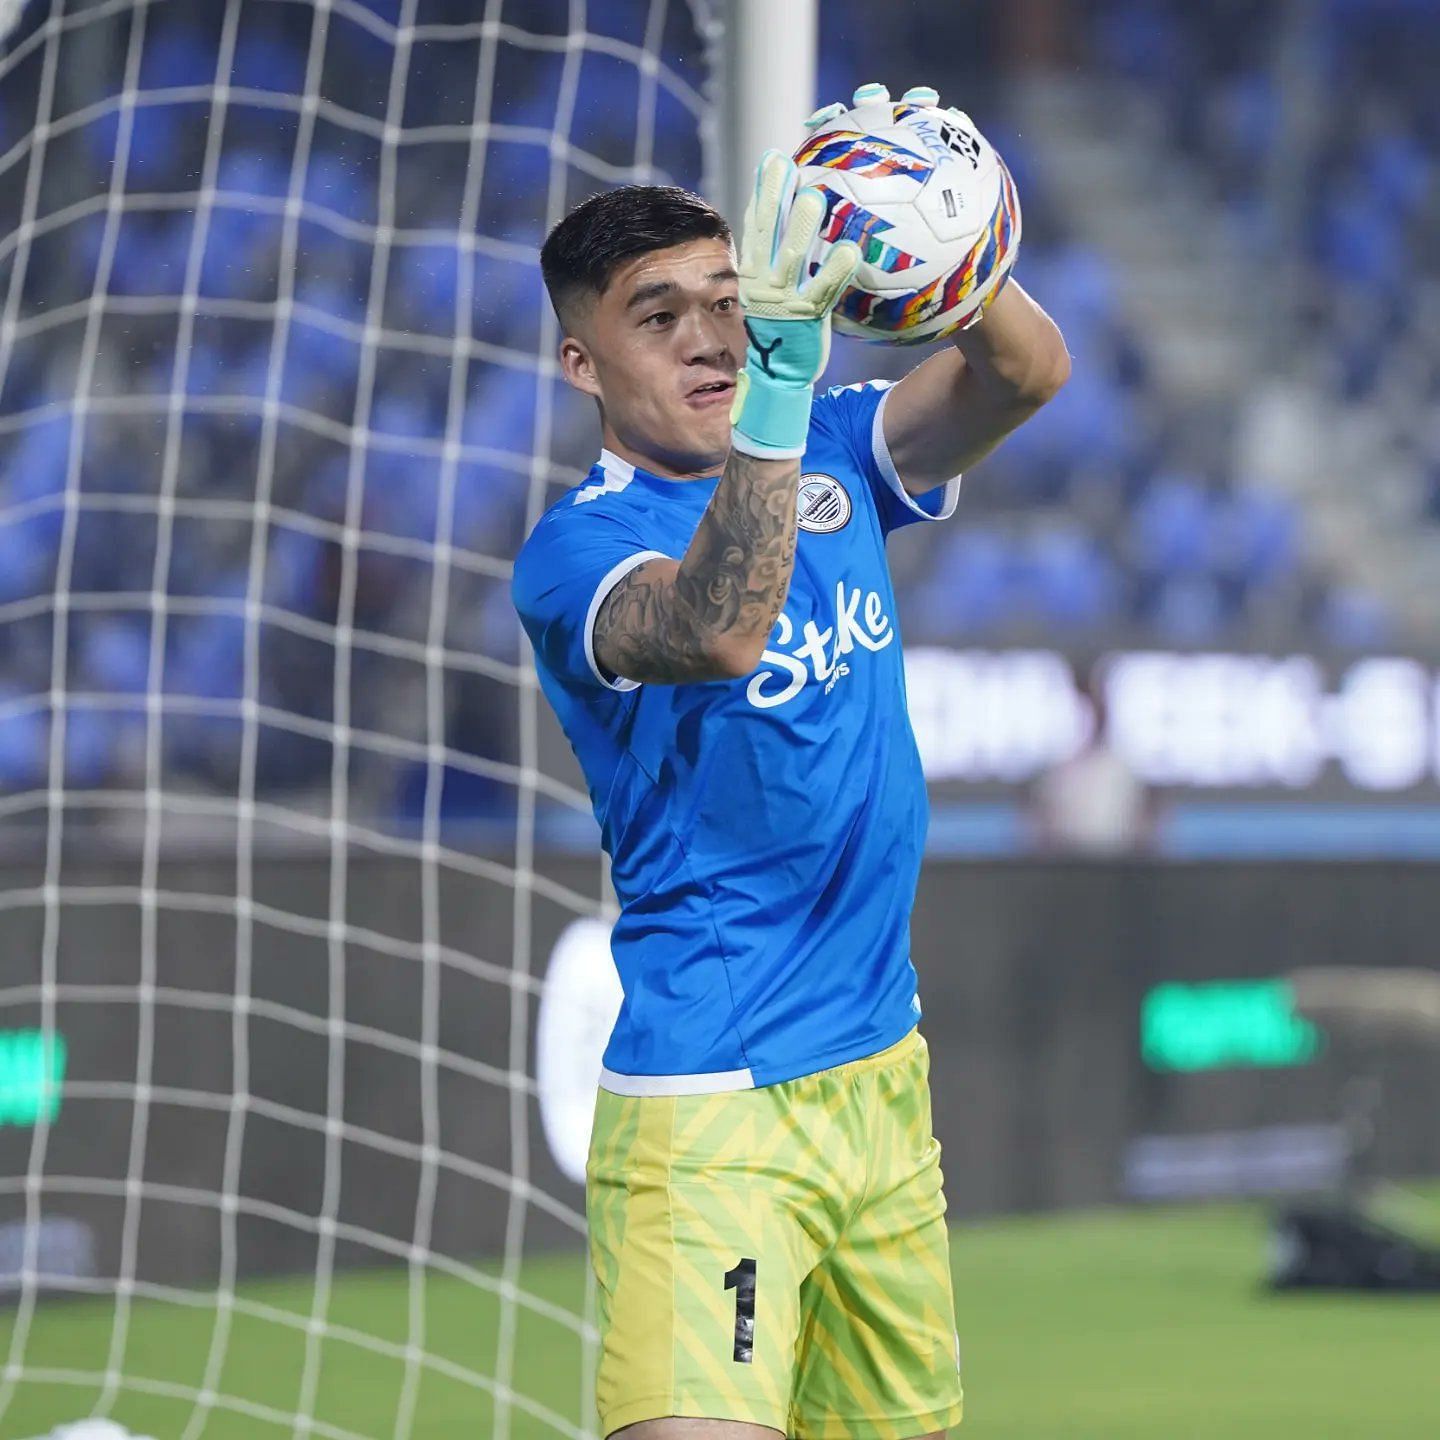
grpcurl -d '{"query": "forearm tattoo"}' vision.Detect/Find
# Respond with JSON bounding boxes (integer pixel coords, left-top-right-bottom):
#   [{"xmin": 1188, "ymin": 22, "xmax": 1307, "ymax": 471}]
[{"xmin": 593, "ymin": 450, "xmax": 799, "ymax": 685}]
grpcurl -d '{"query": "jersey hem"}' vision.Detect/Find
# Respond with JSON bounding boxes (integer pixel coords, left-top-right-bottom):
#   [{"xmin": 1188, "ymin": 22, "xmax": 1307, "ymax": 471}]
[
  {"xmin": 601, "ymin": 1011, "xmax": 921, "ymax": 1095},
  {"xmin": 598, "ymin": 1063, "xmax": 755, "ymax": 1096},
  {"xmin": 582, "ymin": 549, "xmax": 670, "ymax": 691},
  {"xmin": 872, "ymin": 385, "xmax": 962, "ymax": 521}
]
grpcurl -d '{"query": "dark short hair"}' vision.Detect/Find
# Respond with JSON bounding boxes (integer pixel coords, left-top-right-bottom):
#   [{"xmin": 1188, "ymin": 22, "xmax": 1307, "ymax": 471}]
[{"xmin": 540, "ymin": 185, "xmax": 732, "ymax": 324}]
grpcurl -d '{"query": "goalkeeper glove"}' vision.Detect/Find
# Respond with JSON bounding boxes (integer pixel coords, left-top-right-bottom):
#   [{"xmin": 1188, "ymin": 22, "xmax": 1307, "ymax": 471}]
[{"xmin": 730, "ymin": 150, "xmax": 861, "ymax": 459}]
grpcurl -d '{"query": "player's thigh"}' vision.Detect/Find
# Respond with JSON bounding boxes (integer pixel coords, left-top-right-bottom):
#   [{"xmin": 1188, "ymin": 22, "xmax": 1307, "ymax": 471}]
[
  {"xmin": 588, "ymin": 1086, "xmax": 835, "ymax": 1437},
  {"xmin": 790, "ymin": 1174, "xmax": 962, "ymax": 1438},
  {"xmin": 789, "ymin": 1034, "xmax": 963, "ymax": 1439},
  {"xmin": 609, "ymin": 1420, "xmax": 784, "ymax": 1438},
  {"xmin": 608, "ymin": 1423, "xmax": 946, "ymax": 1439}
]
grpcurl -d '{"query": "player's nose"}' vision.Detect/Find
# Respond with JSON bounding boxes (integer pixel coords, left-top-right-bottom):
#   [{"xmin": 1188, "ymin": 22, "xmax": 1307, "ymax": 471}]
[{"xmin": 678, "ymin": 307, "xmax": 736, "ymax": 370}]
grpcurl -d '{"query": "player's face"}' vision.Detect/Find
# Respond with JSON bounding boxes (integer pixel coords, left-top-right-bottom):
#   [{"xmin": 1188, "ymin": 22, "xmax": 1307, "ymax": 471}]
[{"xmin": 561, "ymin": 238, "xmax": 744, "ymax": 478}]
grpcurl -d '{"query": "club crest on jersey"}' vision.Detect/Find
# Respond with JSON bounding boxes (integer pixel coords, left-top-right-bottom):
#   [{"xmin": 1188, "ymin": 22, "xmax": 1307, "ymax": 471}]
[{"xmin": 796, "ymin": 474, "xmax": 851, "ymax": 533}]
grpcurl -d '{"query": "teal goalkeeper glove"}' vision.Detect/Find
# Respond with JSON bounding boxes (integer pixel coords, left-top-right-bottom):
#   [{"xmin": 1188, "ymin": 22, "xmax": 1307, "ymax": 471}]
[{"xmin": 730, "ymin": 150, "xmax": 861, "ymax": 459}]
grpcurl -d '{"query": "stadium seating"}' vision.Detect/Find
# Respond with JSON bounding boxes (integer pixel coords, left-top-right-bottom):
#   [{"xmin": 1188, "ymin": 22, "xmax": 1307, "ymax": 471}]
[{"xmin": 1, "ymin": 1, "xmax": 1434, "ymax": 810}]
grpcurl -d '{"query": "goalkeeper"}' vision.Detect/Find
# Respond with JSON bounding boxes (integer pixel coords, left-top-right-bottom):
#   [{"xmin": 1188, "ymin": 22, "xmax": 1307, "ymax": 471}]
[{"xmin": 513, "ymin": 86, "xmax": 1068, "ymax": 1440}]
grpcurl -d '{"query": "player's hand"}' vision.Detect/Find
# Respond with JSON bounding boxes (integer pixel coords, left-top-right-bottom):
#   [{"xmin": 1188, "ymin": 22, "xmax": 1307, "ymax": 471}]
[
  {"xmin": 738, "ymin": 149, "xmax": 860, "ymax": 377},
  {"xmin": 731, "ymin": 150, "xmax": 860, "ymax": 459}
]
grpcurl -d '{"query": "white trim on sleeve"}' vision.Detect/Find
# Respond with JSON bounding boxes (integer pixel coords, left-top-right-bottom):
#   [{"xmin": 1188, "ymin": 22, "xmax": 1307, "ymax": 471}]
[
  {"xmin": 872, "ymin": 384, "xmax": 962, "ymax": 521},
  {"xmin": 583, "ymin": 549, "xmax": 670, "ymax": 692},
  {"xmin": 599, "ymin": 1063, "xmax": 755, "ymax": 1095}
]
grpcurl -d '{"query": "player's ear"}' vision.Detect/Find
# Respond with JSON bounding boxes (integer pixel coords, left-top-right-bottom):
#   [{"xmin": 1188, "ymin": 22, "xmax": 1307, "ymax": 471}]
[{"xmin": 558, "ymin": 333, "xmax": 601, "ymax": 399}]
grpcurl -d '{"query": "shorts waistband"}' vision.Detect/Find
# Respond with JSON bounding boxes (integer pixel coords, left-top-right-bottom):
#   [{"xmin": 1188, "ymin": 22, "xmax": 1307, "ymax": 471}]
[{"xmin": 820, "ymin": 1024, "xmax": 922, "ymax": 1080}]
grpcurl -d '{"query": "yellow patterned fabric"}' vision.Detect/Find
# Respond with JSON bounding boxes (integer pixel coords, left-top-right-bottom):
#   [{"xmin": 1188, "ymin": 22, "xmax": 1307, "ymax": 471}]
[{"xmin": 586, "ymin": 1026, "xmax": 964, "ymax": 1438}]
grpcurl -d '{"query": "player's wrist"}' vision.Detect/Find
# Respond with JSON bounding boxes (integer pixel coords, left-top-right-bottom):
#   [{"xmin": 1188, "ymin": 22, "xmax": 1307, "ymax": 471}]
[{"xmin": 730, "ymin": 365, "xmax": 814, "ymax": 458}]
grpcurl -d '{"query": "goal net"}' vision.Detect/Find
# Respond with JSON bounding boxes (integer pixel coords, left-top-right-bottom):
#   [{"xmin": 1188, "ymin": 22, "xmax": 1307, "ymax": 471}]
[{"xmin": 0, "ymin": 2, "xmax": 717, "ymax": 1437}]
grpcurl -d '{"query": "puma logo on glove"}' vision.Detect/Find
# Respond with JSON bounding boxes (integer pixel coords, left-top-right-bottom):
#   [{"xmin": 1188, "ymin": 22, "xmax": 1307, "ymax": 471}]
[{"xmin": 744, "ymin": 321, "xmax": 784, "ymax": 377}]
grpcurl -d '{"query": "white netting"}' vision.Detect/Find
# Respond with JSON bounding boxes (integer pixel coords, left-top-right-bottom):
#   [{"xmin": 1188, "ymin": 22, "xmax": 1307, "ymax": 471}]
[{"xmin": 0, "ymin": 2, "xmax": 717, "ymax": 1437}]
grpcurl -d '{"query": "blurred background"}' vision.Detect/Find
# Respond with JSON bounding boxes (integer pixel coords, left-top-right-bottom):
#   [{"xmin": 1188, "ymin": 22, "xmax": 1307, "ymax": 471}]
[{"xmin": 0, "ymin": 2, "xmax": 1437, "ymax": 1438}]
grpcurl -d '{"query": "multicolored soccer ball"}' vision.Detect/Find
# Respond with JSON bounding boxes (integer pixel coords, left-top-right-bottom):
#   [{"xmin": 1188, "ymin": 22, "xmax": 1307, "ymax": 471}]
[{"xmin": 793, "ymin": 83, "xmax": 1022, "ymax": 345}]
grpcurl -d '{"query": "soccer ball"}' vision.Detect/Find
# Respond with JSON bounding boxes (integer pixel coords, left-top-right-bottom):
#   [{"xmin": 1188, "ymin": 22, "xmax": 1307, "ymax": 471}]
[{"xmin": 793, "ymin": 82, "xmax": 1021, "ymax": 345}]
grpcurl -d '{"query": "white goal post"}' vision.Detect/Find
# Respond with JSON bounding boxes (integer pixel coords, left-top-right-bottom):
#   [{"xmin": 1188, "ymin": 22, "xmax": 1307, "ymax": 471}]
[{"xmin": 717, "ymin": 0, "xmax": 817, "ymax": 226}]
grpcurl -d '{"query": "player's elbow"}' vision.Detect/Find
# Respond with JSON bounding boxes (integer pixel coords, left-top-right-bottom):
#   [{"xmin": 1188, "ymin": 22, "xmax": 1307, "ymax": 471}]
[
  {"xmin": 1035, "ymin": 336, "xmax": 1072, "ymax": 403},
  {"xmin": 1013, "ymin": 325, "xmax": 1071, "ymax": 409},
  {"xmin": 705, "ymin": 632, "xmax": 764, "ymax": 681}
]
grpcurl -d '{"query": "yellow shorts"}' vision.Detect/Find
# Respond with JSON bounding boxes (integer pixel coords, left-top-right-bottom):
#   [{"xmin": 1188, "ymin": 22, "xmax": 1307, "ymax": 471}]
[{"xmin": 585, "ymin": 1027, "xmax": 964, "ymax": 1438}]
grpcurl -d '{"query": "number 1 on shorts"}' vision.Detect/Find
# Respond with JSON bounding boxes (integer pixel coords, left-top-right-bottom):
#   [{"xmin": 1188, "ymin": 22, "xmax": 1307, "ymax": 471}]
[{"xmin": 723, "ymin": 1257, "xmax": 757, "ymax": 1364}]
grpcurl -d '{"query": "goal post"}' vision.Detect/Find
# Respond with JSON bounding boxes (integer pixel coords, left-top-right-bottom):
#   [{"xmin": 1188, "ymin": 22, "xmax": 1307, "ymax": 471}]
[{"xmin": 717, "ymin": 0, "xmax": 818, "ymax": 227}]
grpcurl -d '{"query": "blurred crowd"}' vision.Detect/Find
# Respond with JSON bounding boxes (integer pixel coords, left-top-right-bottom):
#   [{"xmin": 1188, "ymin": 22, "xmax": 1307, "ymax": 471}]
[
  {"xmin": 826, "ymin": 0, "xmax": 1439, "ymax": 655},
  {"xmin": 0, "ymin": 0, "xmax": 1435, "ymax": 813}
]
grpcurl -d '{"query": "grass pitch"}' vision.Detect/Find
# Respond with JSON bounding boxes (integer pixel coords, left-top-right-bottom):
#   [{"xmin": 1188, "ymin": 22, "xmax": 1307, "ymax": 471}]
[{"xmin": 2, "ymin": 1189, "xmax": 1437, "ymax": 1439}]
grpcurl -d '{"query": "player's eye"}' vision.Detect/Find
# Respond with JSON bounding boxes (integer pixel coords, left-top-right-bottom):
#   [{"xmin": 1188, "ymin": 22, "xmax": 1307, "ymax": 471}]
[
  {"xmin": 715, "ymin": 296, "xmax": 738, "ymax": 312},
  {"xmin": 642, "ymin": 310, "xmax": 673, "ymax": 327}
]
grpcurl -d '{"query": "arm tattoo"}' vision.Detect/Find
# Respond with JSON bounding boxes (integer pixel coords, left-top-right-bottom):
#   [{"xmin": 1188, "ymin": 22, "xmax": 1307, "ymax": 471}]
[{"xmin": 593, "ymin": 448, "xmax": 799, "ymax": 685}]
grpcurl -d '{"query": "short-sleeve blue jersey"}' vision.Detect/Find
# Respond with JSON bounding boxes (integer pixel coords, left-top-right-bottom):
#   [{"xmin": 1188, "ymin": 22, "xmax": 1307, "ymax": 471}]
[{"xmin": 512, "ymin": 380, "xmax": 959, "ymax": 1094}]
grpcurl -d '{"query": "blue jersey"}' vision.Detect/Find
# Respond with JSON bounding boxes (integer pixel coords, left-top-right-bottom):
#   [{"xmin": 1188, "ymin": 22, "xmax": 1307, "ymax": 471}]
[{"xmin": 511, "ymin": 381, "xmax": 958, "ymax": 1093}]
